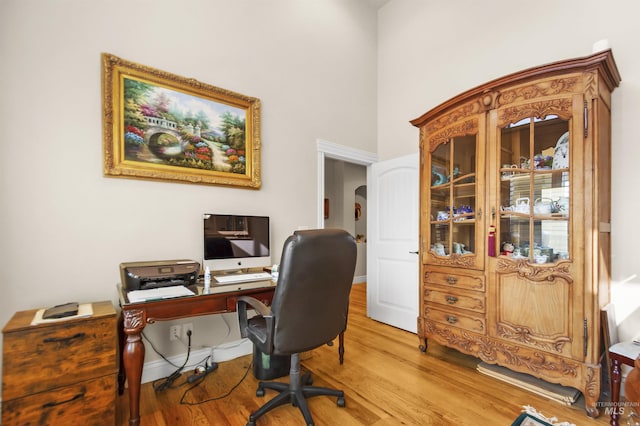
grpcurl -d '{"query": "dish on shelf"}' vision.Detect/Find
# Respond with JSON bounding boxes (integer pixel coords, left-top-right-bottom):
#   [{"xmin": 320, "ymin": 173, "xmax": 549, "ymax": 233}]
[{"xmin": 552, "ymin": 131, "xmax": 569, "ymax": 169}]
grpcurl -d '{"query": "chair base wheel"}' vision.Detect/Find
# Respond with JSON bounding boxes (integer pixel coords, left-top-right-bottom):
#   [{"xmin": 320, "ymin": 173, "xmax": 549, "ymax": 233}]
[{"xmin": 246, "ymin": 355, "xmax": 345, "ymax": 425}]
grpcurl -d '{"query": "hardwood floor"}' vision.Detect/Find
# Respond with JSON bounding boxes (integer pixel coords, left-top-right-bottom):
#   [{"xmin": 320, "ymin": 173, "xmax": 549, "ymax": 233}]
[{"xmin": 116, "ymin": 283, "xmax": 614, "ymax": 425}]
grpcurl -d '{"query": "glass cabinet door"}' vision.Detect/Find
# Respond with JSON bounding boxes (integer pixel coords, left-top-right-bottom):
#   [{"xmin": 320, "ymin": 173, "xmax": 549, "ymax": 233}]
[
  {"xmin": 429, "ymin": 134, "xmax": 478, "ymax": 261},
  {"xmin": 498, "ymin": 115, "xmax": 570, "ymax": 264}
]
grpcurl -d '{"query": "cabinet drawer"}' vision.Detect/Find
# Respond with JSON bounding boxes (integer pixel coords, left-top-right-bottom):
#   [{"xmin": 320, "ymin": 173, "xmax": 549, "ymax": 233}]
[
  {"xmin": 424, "ymin": 270, "xmax": 485, "ymax": 291},
  {"xmin": 423, "ymin": 289, "xmax": 485, "ymax": 313},
  {"xmin": 424, "ymin": 304, "xmax": 486, "ymax": 334},
  {"xmin": 2, "ymin": 316, "xmax": 117, "ymax": 400},
  {"xmin": 1, "ymin": 374, "xmax": 115, "ymax": 426}
]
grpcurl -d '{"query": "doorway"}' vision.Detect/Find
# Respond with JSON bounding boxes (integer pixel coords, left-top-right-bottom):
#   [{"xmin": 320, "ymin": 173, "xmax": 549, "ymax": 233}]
[{"xmin": 316, "ymin": 140, "xmax": 377, "ymax": 283}]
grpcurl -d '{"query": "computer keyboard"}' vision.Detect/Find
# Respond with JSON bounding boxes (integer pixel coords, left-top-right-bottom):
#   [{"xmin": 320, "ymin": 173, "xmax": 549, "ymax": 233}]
[{"xmin": 213, "ymin": 271, "xmax": 272, "ymax": 284}]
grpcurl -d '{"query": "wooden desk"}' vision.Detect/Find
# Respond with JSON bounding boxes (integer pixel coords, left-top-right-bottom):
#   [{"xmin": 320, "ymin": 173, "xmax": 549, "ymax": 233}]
[
  {"xmin": 117, "ymin": 281, "xmax": 277, "ymax": 426},
  {"xmin": 625, "ymin": 355, "xmax": 640, "ymax": 421},
  {"xmin": 609, "ymin": 341, "xmax": 640, "ymax": 426}
]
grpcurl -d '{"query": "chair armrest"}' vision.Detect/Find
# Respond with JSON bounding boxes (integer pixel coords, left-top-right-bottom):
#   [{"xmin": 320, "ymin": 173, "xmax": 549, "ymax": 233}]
[
  {"xmin": 237, "ymin": 296, "xmax": 273, "ymax": 339},
  {"xmin": 237, "ymin": 295, "xmax": 272, "ymax": 316}
]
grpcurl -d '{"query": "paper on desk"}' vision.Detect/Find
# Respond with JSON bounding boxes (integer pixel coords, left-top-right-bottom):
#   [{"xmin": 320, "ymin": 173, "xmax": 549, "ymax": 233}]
[
  {"xmin": 31, "ymin": 303, "xmax": 93, "ymax": 325},
  {"xmin": 127, "ymin": 285, "xmax": 195, "ymax": 303}
]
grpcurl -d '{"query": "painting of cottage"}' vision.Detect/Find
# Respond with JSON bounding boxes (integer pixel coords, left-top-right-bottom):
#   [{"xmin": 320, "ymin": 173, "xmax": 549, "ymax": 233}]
[{"xmin": 123, "ymin": 77, "xmax": 247, "ymax": 175}]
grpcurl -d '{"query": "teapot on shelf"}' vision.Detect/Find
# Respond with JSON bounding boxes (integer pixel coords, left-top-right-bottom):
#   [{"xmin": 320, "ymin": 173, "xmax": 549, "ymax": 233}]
[
  {"xmin": 534, "ymin": 198, "xmax": 552, "ymax": 215},
  {"xmin": 514, "ymin": 197, "xmax": 530, "ymax": 214}
]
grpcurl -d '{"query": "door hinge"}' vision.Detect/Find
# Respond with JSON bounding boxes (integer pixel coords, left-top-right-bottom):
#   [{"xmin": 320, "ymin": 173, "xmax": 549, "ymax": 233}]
[
  {"xmin": 584, "ymin": 101, "xmax": 588, "ymax": 138},
  {"xmin": 583, "ymin": 319, "xmax": 588, "ymax": 357}
]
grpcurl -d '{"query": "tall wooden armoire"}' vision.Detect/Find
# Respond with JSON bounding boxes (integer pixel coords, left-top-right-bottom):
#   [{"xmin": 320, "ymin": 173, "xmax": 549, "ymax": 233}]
[{"xmin": 412, "ymin": 50, "xmax": 621, "ymax": 416}]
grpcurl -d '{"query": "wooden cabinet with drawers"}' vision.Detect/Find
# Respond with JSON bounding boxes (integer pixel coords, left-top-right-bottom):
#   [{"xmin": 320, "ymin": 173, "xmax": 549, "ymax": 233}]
[
  {"xmin": 2, "ymin": 301, "xmax": 117, "ymax": 425},
  {"xmin": 421, "ymin": 267, "xmax": 487, "ymax": 339},
  {"xmin": 412, "ymin": 50, "xmax": 620, "ymax": 417}
]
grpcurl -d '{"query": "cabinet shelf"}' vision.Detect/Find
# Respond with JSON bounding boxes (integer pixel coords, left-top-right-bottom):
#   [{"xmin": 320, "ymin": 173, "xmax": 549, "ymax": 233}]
[
  {"xmin": 500, "ymin": 213, "xmax": 569, "ymax": 220},
  {"xmin": 451, "ymin": 173, "xmax": 475, "ymax": 184},
  {"xmin": 431, "ymin": 173, "xmax": 476, "ymax": 189},
  {"xmin": 454, "ymin": 182, "xmax": 475, "ymax": 188},
  {"xmin": 431, "ymin": 219, "xmax": 476, "ymax": 225},
  {"xmin": 431, "ymin": 183, "xmax": 449, "ymax": 190}
]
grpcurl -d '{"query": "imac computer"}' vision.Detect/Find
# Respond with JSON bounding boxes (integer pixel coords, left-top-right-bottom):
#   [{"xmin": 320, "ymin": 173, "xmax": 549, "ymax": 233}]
[{"xmin": 202, "ymin": 214, "xmax": 271, "ymax": 276}]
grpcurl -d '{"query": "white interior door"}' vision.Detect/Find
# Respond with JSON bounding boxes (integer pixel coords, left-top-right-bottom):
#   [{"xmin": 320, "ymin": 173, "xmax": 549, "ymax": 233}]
[{"xmin": 367, "ymin": 153, "xmax": 419, "ymax": 332}]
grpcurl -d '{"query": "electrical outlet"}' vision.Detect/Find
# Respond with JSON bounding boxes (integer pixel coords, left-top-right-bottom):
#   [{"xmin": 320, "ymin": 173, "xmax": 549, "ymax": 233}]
[
  {"xmin": 170, "ymin": 325, "xmax": 181, "ymax": 341},
  {"xmin": 183, "ymin": 323, "xmax": 194, "ymax": 340}
]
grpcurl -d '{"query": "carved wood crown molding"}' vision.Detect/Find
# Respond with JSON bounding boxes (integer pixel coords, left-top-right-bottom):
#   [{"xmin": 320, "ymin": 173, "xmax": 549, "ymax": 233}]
[
  {"xmin": 426, "ymin": 119, "xmax": 478, "ymax": 152},
  {"xmin": 410, "ymin": 49, "xmax": 620, "ymax": 129},
  {"xmin": 496, "ymin": 77, "xmax": 579, "ymax": 108},
  {"xmin": 497, "ymin": 98, "xmax": 573, "ymax": 128},
  {"xmin": 424, "ymin": 100, "xmax": 483, "ymax": 134},
  {"xmin": 496, "ymin": 258, "xmax": 573, "ymax": 284},
  {"xmin": 423, "ymin": 76, "xmax": 579, "ymax": 143}
]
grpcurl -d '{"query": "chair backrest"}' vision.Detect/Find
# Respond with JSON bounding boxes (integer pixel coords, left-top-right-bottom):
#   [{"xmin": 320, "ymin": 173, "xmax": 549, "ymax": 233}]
[{"xmin": 270, "ymin": 229, "xmax": 356, "ymax": 355}]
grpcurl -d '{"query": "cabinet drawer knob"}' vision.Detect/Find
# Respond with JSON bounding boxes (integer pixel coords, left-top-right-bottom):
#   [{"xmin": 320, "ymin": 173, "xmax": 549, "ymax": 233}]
[
  {"xmin": 446, "ymin": 315, "xmax": 458, "ymax": 324},
  {"xmin": 445, "ymin": 276, "xmax": 458, "ymax": 285},
  {"xmin": 445, "ymin": 295, "xmax": 458, "ymax": 304},
  {"xmin": 42, "ymin": 392, "xmax": 85, "ymax": 408},
  {"xmin": 43, "ymin": 332, "xmax": 86, "ymax": 344}
]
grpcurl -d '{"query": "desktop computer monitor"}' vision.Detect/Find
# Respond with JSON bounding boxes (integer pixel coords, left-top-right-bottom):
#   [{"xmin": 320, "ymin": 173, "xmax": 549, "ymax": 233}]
[{"xmin": 202, "ymin": 214, "xmax": 271, "ymax": 272}]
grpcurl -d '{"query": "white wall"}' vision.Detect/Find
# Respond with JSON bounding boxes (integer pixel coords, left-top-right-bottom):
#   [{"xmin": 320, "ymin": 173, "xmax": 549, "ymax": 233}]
[
  {"xmin": 0, "ymin": 0, "xmax": 378, "ymax": 366},
  {"xmin": 377, "ymin": 0, "xmax": 640, "ymax": 339}
]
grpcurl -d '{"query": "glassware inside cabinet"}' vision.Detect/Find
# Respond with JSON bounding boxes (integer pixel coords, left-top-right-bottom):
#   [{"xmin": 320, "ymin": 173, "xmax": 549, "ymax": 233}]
[
  {"xmin": 430, "ymin": 185, "xmax": 450, "ymax": 223},
  {"xmin": 452, "ymin": 183, "xmax": 475, "ymax": 255},
  {"xmin": 429, "ymin": 134, "xmax": 477, "ymax": 258},
  {"xmin": 430, "ymin": 142, "xmax": 450, "ymax": 256},
  {"xmin": 498, "ymin": 114, "xmax": 570, "ymax": 263},
  {"xmin": 430, "ymin": 223, "xmax": 450, "ymax": 256},
  {"xmin": 431, "ymin": 143, "xmax": 450, "ymax": 187}
]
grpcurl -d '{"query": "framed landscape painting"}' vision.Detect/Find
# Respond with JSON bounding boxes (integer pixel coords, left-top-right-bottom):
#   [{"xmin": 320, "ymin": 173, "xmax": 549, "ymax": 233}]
[{"xmin": 102, "ymin": 53, "xmax": 261, "ymax": 188}]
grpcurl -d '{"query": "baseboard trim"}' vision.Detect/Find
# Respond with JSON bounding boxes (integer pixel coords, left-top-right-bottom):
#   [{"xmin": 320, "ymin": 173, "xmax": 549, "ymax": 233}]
[
  {"xmin": 354, "ymin": 275, "xmax": 366, "ymax": 284},
  {"xmin": 140, "ymin": 338, "xmax": 253, "ymax": 384}
]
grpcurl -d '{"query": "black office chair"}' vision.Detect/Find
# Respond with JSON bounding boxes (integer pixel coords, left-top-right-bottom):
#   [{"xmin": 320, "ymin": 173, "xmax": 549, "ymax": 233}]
[{"xmin": 237, "ymin": 228, "xmax": 357, "ymax": 426}]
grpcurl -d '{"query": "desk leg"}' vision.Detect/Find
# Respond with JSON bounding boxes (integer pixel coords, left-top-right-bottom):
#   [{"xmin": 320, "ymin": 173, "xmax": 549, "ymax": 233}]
[
  {"xmin": 118, "ymin": 312, "xmax": 126, "ymax": 394},
  {"xmin": 611, "ymin": 358, "xmax": 621, "ymax": 426},
  {"xmin": 123, "ymin": 309, "xmax": 146, "ymax": 426}
]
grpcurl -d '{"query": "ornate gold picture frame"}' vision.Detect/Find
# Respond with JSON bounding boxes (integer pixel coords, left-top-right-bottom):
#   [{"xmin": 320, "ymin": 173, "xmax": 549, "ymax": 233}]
[{"xmin": 102, "ymin": 53, "xmax": 261, "ymax": 188}]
